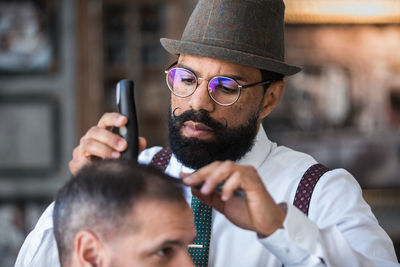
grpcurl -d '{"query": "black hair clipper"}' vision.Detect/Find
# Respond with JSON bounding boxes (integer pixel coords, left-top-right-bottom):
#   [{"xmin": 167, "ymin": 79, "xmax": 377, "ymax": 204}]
[{"xmin": 116, "ymin": 80, "xmax": 139, "ymax": 161}]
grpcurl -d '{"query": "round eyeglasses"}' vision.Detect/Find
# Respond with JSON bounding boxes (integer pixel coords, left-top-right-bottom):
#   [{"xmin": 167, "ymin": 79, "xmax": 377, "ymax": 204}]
[{"xmin": 164, "ymin": 66, "xmax": 274, "ymax": 106}]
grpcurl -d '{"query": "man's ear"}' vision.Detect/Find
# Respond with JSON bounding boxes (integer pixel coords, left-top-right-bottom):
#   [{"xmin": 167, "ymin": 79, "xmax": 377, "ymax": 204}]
[
  {"xmin": 259, "ymin": 80, "xmax": 285, "ymax": 120},
  {"xmin": 74, "ymin": 230, "xmax": 105, "ymax": 267}
]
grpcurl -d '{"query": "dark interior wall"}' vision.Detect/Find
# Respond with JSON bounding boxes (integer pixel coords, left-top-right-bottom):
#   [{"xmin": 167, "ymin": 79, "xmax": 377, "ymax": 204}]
[{"xmin": 0, "ymin": 0, "xmax": 77, "ymax": 265}]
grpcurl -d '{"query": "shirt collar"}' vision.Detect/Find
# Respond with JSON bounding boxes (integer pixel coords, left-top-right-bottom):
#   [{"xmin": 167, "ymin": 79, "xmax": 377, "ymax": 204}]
[{"xmin": 236, "ymin": 126, "xmax": 272, "ymax": 169}]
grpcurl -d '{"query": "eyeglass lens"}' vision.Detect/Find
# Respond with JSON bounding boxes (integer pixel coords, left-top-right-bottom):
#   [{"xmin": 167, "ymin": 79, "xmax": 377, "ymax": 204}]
[{"xmin": 166, "ymin": 68, "xmax": 240, "ymax": 105}]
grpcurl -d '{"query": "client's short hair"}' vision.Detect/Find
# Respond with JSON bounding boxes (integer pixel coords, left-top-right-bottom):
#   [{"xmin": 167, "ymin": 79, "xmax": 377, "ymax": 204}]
[{"xmin": 53, "ymin": 160, "xmax": 186, "ymax": 266}]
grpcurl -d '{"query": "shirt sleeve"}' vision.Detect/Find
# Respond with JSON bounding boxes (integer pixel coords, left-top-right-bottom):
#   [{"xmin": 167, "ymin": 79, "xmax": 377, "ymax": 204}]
[
  {"xmin": 259, "ymin": 169, "xmax": 399, "ymax": 267},
  {"xmin": 14, "ymin": 203, "xmax": 60, "ymax": 267}
]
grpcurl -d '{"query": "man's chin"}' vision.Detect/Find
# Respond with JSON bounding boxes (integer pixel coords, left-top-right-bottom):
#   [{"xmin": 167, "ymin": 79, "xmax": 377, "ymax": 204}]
[
  {"xmin": 170, "ymin": 138, "xmax": 215, "ymax": 169},
  {"xmin": 179, "ymin": 135, "xmax": 216, "ymax": 146},
  {"xmin": 168, "ymin": 106, "xmax": 260, "ymax": 169}
]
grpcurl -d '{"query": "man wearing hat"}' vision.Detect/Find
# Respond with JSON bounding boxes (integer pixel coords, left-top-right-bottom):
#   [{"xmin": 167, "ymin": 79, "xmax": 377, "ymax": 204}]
[{"xmin": 16, "ymin": 0, "xmax": 398, "ymax": 266}]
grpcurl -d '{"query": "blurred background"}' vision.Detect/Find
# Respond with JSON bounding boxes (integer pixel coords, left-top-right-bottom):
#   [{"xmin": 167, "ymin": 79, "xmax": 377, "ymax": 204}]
[{"xmin": 0, "ymin": 0, "xmax": 399, "ymax": 265}]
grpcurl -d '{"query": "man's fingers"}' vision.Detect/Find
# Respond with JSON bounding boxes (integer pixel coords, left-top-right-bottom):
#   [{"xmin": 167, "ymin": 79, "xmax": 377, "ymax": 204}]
[
  {"xmin": 183, "ymin": 161, "xmax": 223, "ymax": 186},
  {"xmin": 186, "ymin": 161, "xmax": 237, "ymax": 195},
  {"xmin": 86, "ymin": 126, "xmax": 127, "ymax": 152},
  {"xmin": 180, "ymin": 173, "xmax": 190, "ymax": 178},
  {"xmin": 80, "ymin": 138, "xmax": 121, "ymax": 159},
  {"xmin": 78, "ymin": 132, "xmax": 146, "ymax": 161},
  {"xmin": 138, "ymin": 137, "xmax": 147, "ymax": 154},
  {"xmin": 70, "ymin": 136, "xmax": 146, "ymax": 176},
  {"xmin": 69, "ymin": 159, "xmax": 89, "ymax": 176},
  {"xmin": 192, "ymin": 188, "xmax": 225, "ymax": 212},
  {"xmin": 201, "ymin": 161, "xmax": 238, "ymax": 194},
  {"xmin": 97, "ymin": 112, "xmax": 127, "ymax": 128},
  {"xmin": 72, "ymin": 145, "xmax": 85, "ymax": 160},
  {"xmin": 221, "ymin": 172, "xmax": 242, "ymax": 201},
  {"xmin": 69, "ymin": 112, "xmax": 130, "ymax": 175}
]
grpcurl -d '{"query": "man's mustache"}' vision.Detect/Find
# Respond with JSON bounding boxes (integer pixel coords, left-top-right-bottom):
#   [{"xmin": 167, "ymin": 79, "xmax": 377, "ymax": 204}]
[{"xmin": 172, "ymin": 108, "xmax": 228, "ymax": 130}]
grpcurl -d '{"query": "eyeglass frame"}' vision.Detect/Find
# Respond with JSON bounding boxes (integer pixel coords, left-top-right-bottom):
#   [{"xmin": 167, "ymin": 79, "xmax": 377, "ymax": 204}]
[{"xmin": 164, "ymin": 62, "xmax": 275, "ymax": 106}]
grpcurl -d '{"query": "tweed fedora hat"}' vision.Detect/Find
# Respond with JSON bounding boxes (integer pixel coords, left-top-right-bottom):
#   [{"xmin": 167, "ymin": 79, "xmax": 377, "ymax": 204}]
[{"xmin": 160, "ymin": 0, "xmax": 301, "ymax": 76}]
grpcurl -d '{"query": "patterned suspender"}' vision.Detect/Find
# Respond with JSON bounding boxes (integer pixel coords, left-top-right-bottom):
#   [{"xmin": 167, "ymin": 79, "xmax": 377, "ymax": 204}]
[
  {"xmin": 150, "ymin": 148, "xmax": 172, "ymax": 170},
  {"xmin": 149, "ymin": 148, "xmax": 330, "ymax": 216},
  {"xmin": 293, "ymin": 163, "xmax": 330, "ymax": 215}
]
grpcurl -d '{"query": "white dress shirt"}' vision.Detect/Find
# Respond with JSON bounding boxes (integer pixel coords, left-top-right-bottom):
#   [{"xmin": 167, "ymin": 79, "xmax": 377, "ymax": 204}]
[{"xmin": 15, "ymin": 127, "xmax": 398, "ymax": 267}]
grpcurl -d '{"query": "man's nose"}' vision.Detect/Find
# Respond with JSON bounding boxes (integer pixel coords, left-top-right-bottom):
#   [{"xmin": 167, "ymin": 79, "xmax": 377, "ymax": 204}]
[{"xmin": 188, "ymin": 80, "xmax": 215, "ymax": 112}]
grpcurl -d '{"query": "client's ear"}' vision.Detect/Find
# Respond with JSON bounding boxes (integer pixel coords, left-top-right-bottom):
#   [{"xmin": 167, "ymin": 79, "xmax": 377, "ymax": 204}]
[{"xmin": 75, "ymin": 230, "xmax": 105, "ymax": 267}]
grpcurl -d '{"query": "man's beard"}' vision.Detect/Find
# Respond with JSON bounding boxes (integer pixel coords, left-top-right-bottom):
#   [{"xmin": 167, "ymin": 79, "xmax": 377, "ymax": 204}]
[{"xmin": 168, "ymin": 106, "xmax": 261, "ymax": 170}]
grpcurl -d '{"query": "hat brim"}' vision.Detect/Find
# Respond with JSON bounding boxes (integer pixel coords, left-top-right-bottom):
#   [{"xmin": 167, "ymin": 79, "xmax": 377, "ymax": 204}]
[{"xmin": 160, "ymin": 38, "xmax": 301, "ymax": 76}]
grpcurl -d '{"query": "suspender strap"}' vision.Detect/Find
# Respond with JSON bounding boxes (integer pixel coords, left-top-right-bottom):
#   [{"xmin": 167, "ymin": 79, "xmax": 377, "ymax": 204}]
[
  {"xmin": 150, "ymin": 147, "xmax": 173, "ymax": 171},
  {"xmin": 293, "ymin": 163, "xmax": 330, "ymax": 216}
]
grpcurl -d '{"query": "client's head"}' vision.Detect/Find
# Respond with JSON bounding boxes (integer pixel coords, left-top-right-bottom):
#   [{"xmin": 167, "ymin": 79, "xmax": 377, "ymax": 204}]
[{"xmin": 53, "ymin": 160, "xmax": 195, "ymax": 267}]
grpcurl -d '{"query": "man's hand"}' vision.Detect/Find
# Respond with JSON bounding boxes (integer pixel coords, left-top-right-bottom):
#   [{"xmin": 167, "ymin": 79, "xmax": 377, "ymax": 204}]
[
  {"xmin": 183, "ymin": 161, "xmax": 285, "ymax": 237},
  {"xmin": 69, "ymin": 112, "xmax": 147, "ymax": 175}
]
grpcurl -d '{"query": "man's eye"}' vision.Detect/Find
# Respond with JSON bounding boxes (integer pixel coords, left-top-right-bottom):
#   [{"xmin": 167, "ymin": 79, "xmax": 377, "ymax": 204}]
[
  {"xmin": 181, "ymin": 78, "xmax": 196, "ymax": 85},
  {"xmin": 216, "ymin": 85, "xmax": 238, "ymax": 94},
  {"xmin": 156, "ymin": 247, "xmax": 173, "ymax": 258}
]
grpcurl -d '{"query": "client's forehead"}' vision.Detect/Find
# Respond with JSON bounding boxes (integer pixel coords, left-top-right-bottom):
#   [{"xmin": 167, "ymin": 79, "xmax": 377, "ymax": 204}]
[
  {"xmin": 107, "ymin": 200, "xmax": 195, "ymax": 258},
  {"xmin": 116, "ymin": 199, "xmax": 194, "ymax": 239}
]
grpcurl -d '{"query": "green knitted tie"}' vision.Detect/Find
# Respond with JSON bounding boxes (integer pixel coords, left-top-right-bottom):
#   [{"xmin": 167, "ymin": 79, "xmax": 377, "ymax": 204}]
[{"xmin": 188, "ymin": 195, "xmax": 212, "ymax": 267}]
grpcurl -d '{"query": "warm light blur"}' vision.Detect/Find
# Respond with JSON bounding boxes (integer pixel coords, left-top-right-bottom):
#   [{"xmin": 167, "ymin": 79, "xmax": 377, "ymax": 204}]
[{"xmin": 285, "ymin": 0, "xmax": 400, "ymax": 24}]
